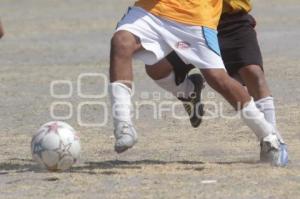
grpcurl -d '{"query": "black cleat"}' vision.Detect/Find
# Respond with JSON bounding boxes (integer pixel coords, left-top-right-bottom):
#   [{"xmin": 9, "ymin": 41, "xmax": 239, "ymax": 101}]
[{"xmin": 178, "ymin": 73, "xmax": 205, "ymax": 128}]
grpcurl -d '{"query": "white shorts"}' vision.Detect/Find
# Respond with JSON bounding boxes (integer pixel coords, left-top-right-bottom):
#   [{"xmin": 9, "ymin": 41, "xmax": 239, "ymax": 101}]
[{"xmin": 116, "ymin": 7, "xmax": 225, "ymax": 69}]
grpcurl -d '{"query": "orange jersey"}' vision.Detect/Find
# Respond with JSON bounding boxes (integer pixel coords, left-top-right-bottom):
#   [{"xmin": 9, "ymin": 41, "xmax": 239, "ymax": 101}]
[
  {"xmin": 134, "ymin": 0, "xmax": 222, "ymax": 29},
  {"xmin": 223, "ymin": 0, "xmax": 252, "ymax": 14}
]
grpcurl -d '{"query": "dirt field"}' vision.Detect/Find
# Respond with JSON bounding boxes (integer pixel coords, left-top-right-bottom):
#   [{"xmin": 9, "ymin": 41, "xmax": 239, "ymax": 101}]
[{"xmin": 0, "ymin": 0, "xmax": 300, "ymax": 198}]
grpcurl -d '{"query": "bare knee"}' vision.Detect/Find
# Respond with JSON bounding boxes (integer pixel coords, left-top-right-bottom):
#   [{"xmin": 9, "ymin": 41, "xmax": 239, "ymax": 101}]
[
  {"xmin": 111, "ymin": 30, "xmax": 140, "ymax": 57},
  {"xmin": 240, "ymin": 65, "xmax": 266, "ymax": 85},
  {"xmin": 239, "ymin": 65, "xmax": 271, "ymax": 99}
]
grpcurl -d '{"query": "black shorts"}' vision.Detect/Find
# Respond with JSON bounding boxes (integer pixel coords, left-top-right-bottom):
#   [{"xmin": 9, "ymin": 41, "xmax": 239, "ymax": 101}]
[{"xmin": 218, "ymin": 12, "xmax": 263, "ymax": 76}]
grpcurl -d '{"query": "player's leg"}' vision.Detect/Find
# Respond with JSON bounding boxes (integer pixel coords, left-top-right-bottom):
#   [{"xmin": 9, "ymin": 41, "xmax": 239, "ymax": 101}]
[
  {"xmin": 145, "ymin": 57, "xmax": 204, "ymax": 127},
  {"xmin": 218, "ymin": 12, "xmax": 287, "ymax": 164},
  {"xmin": 110, "ymin": 30, "xmax": 141, "ymax": 153},
  {"xmin": 238, "ymin": 65, "xmax": 270, "ymax": 100},
  {"xmin": 168, "ymin": 22, "xmax": 285, "ymax": 165},
  {"xmin": 200, "ymin": 68, "xmax": 250, "ymax": 109},
  {"xmin": 198, "ymin": 69, "xmax": 275, "ymax": 149},
  {"xmin": 238, "ymin": 65, "xmax": 279, "ymax": 128},
  {"xmin": 153, "ymin": 51, "xmax": 285, "ymax": 165},
  {"xmin": 144, "ymin": 20, "xmax": 272, "ymax": 141},
  {"xmin": 110, "ymin": 30, "xmax": 142, "ymax": 84},
  {"xmin": 109, "ymin": 7, "xmax": 173, "ymax": 153},
  {"xmin": 200, "ymin": 68, "xmax": 278, "ymax": 144},
  {"xmin": 239, "ymin": 65, "xmax": 286, "ymax": 161}
]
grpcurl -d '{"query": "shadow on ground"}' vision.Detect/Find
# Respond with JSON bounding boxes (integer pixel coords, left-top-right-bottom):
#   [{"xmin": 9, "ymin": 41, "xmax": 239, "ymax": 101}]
[
  {"xmin": 0, "ymin": 158, "xmax": 259, "ymax": 175},
  {"xmin": 0, "ymin": 158, "xmax": 38, "ymax": 174},
  {"xmin": 71, "ymin": 159, "xmax": 259, "ymax": 175}
]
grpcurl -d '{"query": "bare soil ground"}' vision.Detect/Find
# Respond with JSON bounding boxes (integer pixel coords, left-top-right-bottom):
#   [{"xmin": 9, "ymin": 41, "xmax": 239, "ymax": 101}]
[{"xmin": 0, "ymin": 0, "xmax": 300, "ymax": 198}]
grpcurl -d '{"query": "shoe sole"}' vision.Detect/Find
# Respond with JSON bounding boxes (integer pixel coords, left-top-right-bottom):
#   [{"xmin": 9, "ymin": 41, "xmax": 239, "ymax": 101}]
[
  {"xmin": 114, "ymin": 139, "xmax": 138, "ymax": 154},
  {"xmin": 115, "ymin": 142, "xmax": 137, "ymax": 153},
  {"xmin": 260, "ymin": 142, "xmax": 288, "ymax": 167}
]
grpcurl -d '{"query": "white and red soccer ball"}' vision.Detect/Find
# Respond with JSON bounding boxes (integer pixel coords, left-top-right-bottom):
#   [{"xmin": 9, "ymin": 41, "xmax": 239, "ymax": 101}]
[{"xmin": 31, "ymin": 121, "xmax": 81, "ymax": 171}]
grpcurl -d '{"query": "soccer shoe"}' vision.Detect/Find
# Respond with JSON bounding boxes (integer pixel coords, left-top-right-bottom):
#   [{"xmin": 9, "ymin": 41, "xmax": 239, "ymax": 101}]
[
  {"xmin": 260, "ymin": 134, "xmax": 288, "ymax": 167},
  {"xmin": 114, "ymin": 121, "xmax": 137, "ymax": 153},
  {"xmin": 178, "ymin": 73, "xmax": 205, "ymax": 128}
]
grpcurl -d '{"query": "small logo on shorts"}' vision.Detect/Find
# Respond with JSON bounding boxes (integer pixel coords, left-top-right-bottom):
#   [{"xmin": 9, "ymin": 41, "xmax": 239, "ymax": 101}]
[{"xmin": 175, "ymin": 41, "xmax": 191, "ymax": 50}]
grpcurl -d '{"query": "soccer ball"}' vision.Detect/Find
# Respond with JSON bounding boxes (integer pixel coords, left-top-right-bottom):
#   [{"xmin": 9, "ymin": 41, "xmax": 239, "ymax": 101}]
[{"xmin": 31, "ymin": 121, "xmax": 81, "ymax": 171}]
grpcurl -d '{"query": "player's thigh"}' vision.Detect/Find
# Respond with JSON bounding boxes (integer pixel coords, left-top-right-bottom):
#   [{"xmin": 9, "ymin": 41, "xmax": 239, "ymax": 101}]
[
  {"xmin": 116, "ymin": 7, "xmax": 172, "ymax": 65},
  {"xmin": 111, "ymin": 30, "xmax": 142, "ymax": 54},
  {"xmin": 218, "ymin": 12, "xmax": 263, "ymax": 76},
  {"xmin": 145, "ymin": 58, "xmax": 173, "ymax": 80}
]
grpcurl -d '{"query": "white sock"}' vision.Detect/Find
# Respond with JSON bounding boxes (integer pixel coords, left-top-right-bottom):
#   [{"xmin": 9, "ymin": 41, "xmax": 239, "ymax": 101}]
[
  {"xmin": 255, "ymin": 96, "xmax": 284, "ymax": 143},
  {"xmin": 255, "ymin": 96, "xmax": 276, "ymax": 126},
  {"xmin": 109, "ymin": 82, "xmax": 133, "ymax": 128},
  {"xmin": 241, "ymin": 98, "xmax": 275, "ymax": 141},
  {"xmin": 154, "ymin": 71, "xmax": 194, "ymax": 98}
]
